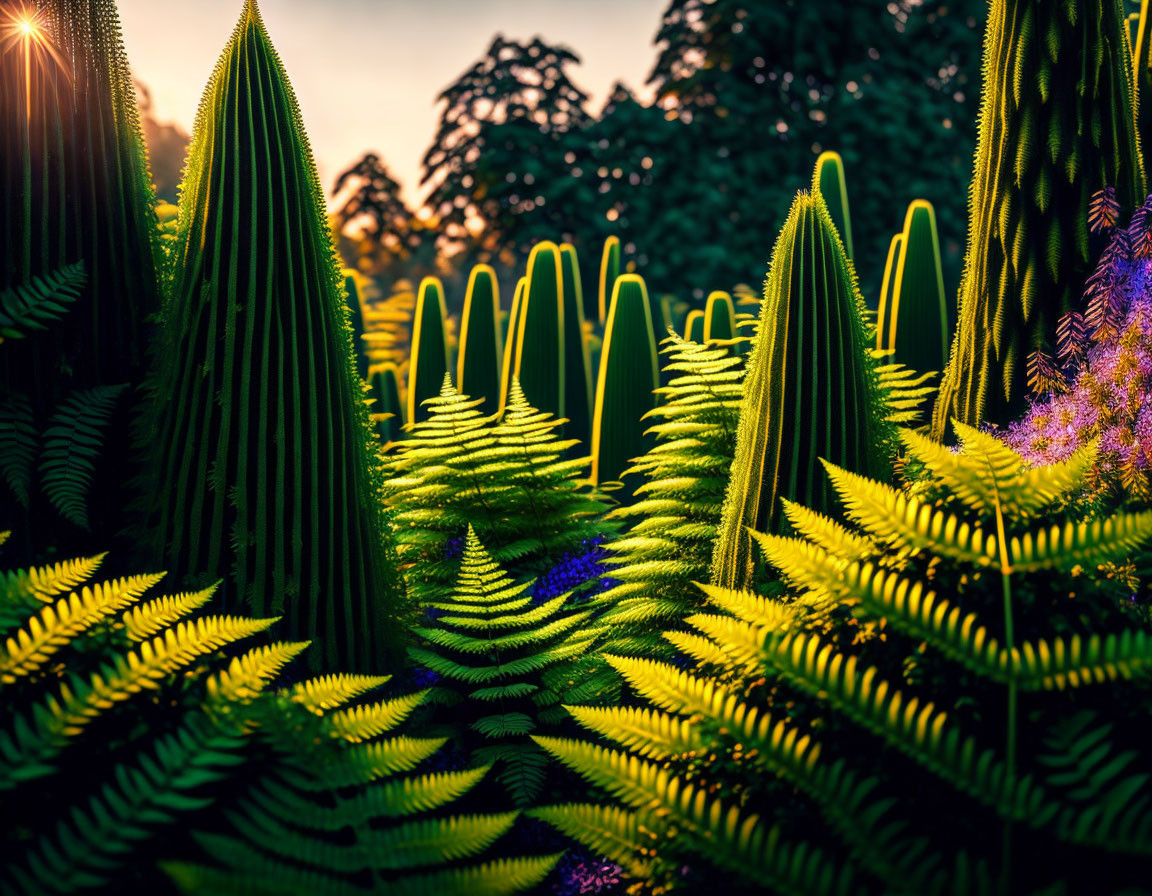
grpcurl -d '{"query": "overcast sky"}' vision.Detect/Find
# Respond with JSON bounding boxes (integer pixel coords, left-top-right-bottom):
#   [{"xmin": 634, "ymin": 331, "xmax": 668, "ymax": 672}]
[{"xmin": 117, "ymin": 0, "xmax": 668, "ymax": 205}]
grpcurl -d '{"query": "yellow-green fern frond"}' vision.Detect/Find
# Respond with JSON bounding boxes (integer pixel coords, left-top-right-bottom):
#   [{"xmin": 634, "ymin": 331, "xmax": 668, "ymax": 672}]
[
  {"xmin": 121, "ymin": 586, "xmax": 218, "ymax": 641},
  {"xmin": 0, "ymin": 574, "xmax": 165, "ymax": 683},
  {"xmin": 565, "ymin": 705, "xmax": 699, "ymax": 760},
  {"xmin": 1008, "ymin": 512, "xmax": 1152, "ymax": 572},
  {"xmin": 528, "ymin": 804, "xmax": 658, "ymax": 879},
  {"xmin": 325, "ymin": 690, "xmax": 430, "ymax": 743},
  {"xmin": 290, "ymin": 673, "xmax": 390, "ymax": 713},
  {"xmin": 207, "ymin": 642, "xmax": 310, "ymax": 704}
]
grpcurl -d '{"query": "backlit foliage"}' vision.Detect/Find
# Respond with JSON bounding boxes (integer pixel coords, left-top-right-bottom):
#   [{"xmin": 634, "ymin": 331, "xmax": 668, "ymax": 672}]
[{"xmin": 532, "ymin": 426, "xmax": 1152, "ymax": 892}]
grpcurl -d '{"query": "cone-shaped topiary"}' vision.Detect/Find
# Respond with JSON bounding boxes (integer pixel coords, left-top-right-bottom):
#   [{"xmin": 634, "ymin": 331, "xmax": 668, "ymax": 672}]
[
  {"xmin": 590, "ymin": 274, "xmax": 660, "ymax": 489},
  {"xmin": 457, "ymin": 264, "xmax": 502, "ymax": 414},
  {"xmin": 515, "ymin": 242, "xmax": 565, "ymax": 419},
  {"xmin": 408, "ymin": 276, "xmax": 450, "ymax": 424},
  {"xmin": 711, "ymin": 190, "xmax": 887, "ymax": 590},
  {"xmin": 703, "ymin": 291, "xmax": 737, "ymax": 342},
  {"xmin": 684, "ymin": 309, "xmax": 705, "ymax": 343},
  {"xmin": 876, "ymin": 200, "xmax": 950, "ymax": 375},
  {"xmin": 812, "ymin": 150, "xmax": 854, "ymax": 260},
  {"xmin": 409, "ymin": 526, "xmax": 603, "ymax": 807},
  {"xmin": 342, "ymin": 269, "xmax": 370, "ymax": 382},
  {"xmin": 597, "ymin": 235, "xmax": 621, "ymax": 325},
  {"xmin": 933, "ymin": 0, "xmax": 1145, "ymax": 435},
  {"xmin": 138, "ymin": 1, "xmax": 403, "ymax": 672},
  {"xmin": 499, "ymin": 277, "xmax": 527, "ymax": 410},
  {"xmin": 559, "ymin": 243, "xmax": 593, "ymax": 446},
  {"xmin": 370, "ymin": 362, "xmax": 404, "ymax": 444},
  {"xmin": 0, "ymin": 0, "xmax": 160, "ymax": 400}
]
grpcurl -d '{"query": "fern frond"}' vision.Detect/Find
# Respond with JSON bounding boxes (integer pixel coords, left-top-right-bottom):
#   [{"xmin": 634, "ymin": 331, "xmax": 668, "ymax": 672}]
[
  {"xmin": 325, "ymin": 690, "xmax": 430, "ymax": 742},
  {"xmin": 207, "ymin": 642, "xmax": 310, "ymax": 704},
  {"xmin": 528, "ymin": 804, "xmax": 658, "ymax": 879},
  {"xmin": 565, "ymin": 705, "xmax": 699, "ymax": 759},
  {"xmin": 121, "ymin": 585, "xmax": 218, "ymax": 641},
  {"xmin": 1008, "ymin": 511, "xmax": 1152, "ymax": 572},
  {"xmin": 290, "ymin": 673, "xmax": 390, "ymax": 713},
  {"xmin": 39, "ymin": 385, "xmax": 127, "ymax": 528},
  {"xmin": 0, "ymin": 262, "xmax": 85, "ymax": 341}
]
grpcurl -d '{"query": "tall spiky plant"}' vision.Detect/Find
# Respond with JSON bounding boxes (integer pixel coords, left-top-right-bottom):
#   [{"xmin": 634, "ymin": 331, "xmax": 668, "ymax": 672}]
[
  {"xmin": 137, "ymin": 1, "xmax": 403, "ymax": 672},
  {"xmin": 597, "ymin": 235, "xmax": 621, "ymax": 326},
  {"xmin": 0, "ymin": 0, "xmax": 162, "ymax": 554},
  {"xmin": 560, "ymin": 243, "xmax": 594, "ymax": 446},
  {"xmin": 458, "ymin": 265, "xmax": 503, "ymax": 414},
  {"xmin": 711, "ymin": 190, "xmax": 913, "ymax": 590},
  {"xmin": 590, "ymin": 274, "xmax": 660, "ymax": 490},
  {"xmin": 812, "ymin": 150, "xmax": 854, "ymax": 259},
  {"xmin": 0, "ymin": 0, "xmax": 160, "ymax": 398},
  {"xmin": 515, "ymin": 242, "xmax": 565, "ymax": 419},
  {"xmin": 876, "ymin": 200, "xmax": 950, "ymax": 375},
  {"xmin": 933, "ymin": 0, "xmax": 1145, "ymax": 434},
  {"xmin": 409, "ymin": 276, "xmax": 450, "ymax": 424},
  {"xmin": 1133, "ymin": 1, "xmax": 1152, "ymax": 179}
]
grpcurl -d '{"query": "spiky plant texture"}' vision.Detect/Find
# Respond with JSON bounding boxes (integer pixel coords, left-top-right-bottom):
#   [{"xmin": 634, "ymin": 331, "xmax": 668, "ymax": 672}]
[
  {"xmin": 0, "ymin": 0, "xmax": 160, "ymax": 401},
  {"xmin": 812, "ymin": 150, "xmax": 854, "ymax": 260},
  {"xmin": 933, "ymin": 0, "xmax": 1145, "ymax": 434},
  {"xmin": 876, "ymin": 200, "xmax": 950, "ymax": 375},
  {"xmin": 712, "ymin": 190, "xmax": 890, "ymax": 590},
  {"xmin": 590, "ymin": 274, "xmax": 660, "ymax": 489},
  {"xmin": 560, "ymin": 243, "xmax": 594, "ymax": 446},
  {"xmin": 385, "ymin": 376, "xmax": 609, "ymax": 605},
  {"xmin": 597, "ymin": 235, "xmax": 622, "ymax": 326},
  {"xmin": 531, "ymin": 429, "xmax": 1152, "ymax": 894},
  {"xmin": 362, "ymin": 278, "xmax": 416, "ymax": 376},
  {"xmin": 515, "ymin": 242, "xmax": 565, "ymax": 420},
  {"xmin": 137, "ymin": 1, "xmax": 402, "ymax": 672},
  {"xmin": 594, "ymin": 336, "xmax": 743, "ymax": 654},
  {"xmin": 409, "ymin": 276, "xmax": 450, "ymax": 424},
  {"xmin": 458, "ymin": 265, "xmax": 503, "ymax": 415},
  {"xmin": 343, "ymin": 269, "xmax": 371, "ymax": 381},
  {"xmin": 0, "ymin": 544, "xmax": 553, "ymax": 894},
  {"xmin": 409, "ymin": 527, "xmax": 604, "ymax": 807}
]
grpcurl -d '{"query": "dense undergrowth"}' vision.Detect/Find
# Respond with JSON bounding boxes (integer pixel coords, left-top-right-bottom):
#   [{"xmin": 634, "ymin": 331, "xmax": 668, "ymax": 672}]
[{"xmin": 3, "ymin": 0, "xmax": 1152, "ymax": 893}]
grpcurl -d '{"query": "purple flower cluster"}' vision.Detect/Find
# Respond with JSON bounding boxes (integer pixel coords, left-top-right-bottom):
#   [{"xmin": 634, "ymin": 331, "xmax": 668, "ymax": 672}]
[
  {"xmin": 532, "ymin": 537, "xmax": 619, "ymax": 604},
  {"xmin": 1005, "ymin": 191, "xmax": 1152, "ymax": 501},
  {"xmin": 552, "ymin": 849, "xmax": 624, "ymax": 896}
]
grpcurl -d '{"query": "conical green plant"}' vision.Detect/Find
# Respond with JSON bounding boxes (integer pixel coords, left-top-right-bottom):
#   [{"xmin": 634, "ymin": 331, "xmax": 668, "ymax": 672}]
[
  {"xmin": 514, "ymin": 241, "xmax": 565, "ymax": 419},
  {"xmin": 684, "ymin": 309, "xmax": 705, "ymax": 343},
  {"xmin": 408, "ymin": 276, "xmax": 450, "ymax": 424},
  {"xmin": 590, "ymin": 274, "xmax": 659, "ymax": 488},
  {"xmin": 559, "ymin": 243, "xmax": 593, "ymax": 445},
  {"xmin": 711, "ymin": 190, "xmax": 885, "ymax": 590},
  {"xmin": 0, "ymin": 0, "xmax": 160, "ymax": 400},
  {"xmin": 597, "ymin": 235, "xmax": 621, "ymax": 325},
  {"xmin": 876, "ymin": 200, "xmax": 950, "ymax": 375},
  {"xmin": 703, "ymin": 291, "xmax": 736, "ymax": 342},
  {"xmin": 370, "ymin": 362, "xmax": 404, "ymax": 443},
  {"xmin": 811, "ymin": 150, "xmax": 854, "ymax": 259},
  {"xmin": 457, "ymin": 264, "xmax": 502, "ymax": 414},
  {"xmin": 0, "ymin": 0, "xmax": 162, "ymax": 553},
  {"xmin": 499, "ymin": 277, "xmax": 527, "ymax": 410},
  {"xmin": 343, "ymin": 269, "xmax": 370, "ymax": 382},
  {"xmin": 138, "ymin": 0, "xmax": 402, "ymax": 672},
  {"xmin": 875, "ymin": 232, "xmax": 905, "ymax": 339},
  {"xmin": 933, "ymin": 0, "xmax": 1145, "ymax": 435}
]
